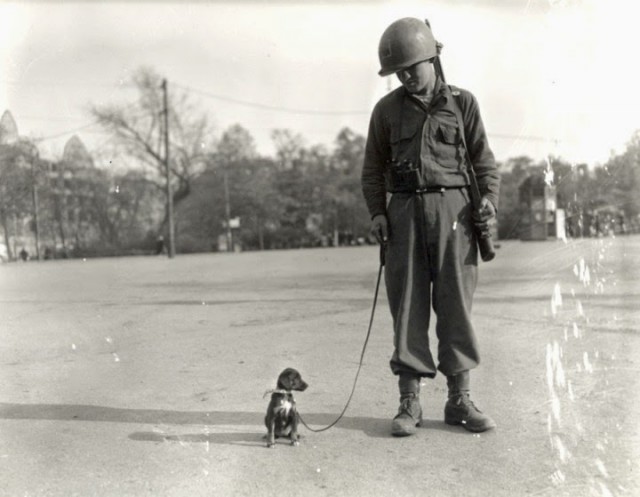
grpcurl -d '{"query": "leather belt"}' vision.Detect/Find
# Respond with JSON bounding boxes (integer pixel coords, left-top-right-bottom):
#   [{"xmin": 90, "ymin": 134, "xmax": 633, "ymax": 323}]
[{"xmin": 392, "ymin": 186, "xmax": 463, "ymax": 194}]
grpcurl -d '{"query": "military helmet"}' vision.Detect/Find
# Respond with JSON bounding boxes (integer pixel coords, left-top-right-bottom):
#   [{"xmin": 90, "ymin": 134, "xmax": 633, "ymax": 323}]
[{"xmin": 378, "ymin": 17, "xmax": 439, "ymax": 76}]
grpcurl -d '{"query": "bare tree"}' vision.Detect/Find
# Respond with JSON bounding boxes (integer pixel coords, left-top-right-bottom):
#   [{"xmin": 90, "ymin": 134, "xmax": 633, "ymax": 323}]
[{"xmin": 90, "ymin": 67, "xmax": 212, "ymax": 231}]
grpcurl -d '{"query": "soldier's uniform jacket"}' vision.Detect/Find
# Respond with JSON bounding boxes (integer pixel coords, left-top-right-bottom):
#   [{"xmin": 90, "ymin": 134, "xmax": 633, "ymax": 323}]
[
  {"xmin": 361, "ymin": 76, "xmax": 501, "ymax": 377},
  {"xmin": 361, "ymin": 77, "xmax": 500, "ymax": 218}
]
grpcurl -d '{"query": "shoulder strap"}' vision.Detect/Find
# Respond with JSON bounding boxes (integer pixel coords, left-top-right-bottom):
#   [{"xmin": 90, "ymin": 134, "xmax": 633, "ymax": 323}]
[
  {"xmin": 447, "ymin": 87, "xmax": 471, "ymax": 164},
  {"xmin": 447, "ymin": 86, "xmax": 482, "ymax": 209}
]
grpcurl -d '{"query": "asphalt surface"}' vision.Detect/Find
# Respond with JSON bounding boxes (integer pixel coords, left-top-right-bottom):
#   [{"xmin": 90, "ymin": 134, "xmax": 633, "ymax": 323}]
[{"xmin": 1, "ymin": 237, "xmax": 638, "ymax": 496}]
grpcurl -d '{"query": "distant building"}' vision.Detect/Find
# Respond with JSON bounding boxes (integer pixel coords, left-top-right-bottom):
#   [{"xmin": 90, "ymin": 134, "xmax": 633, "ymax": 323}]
[
  {"xmin": 0, "ymin": 110, "xmax": 97, "ymax": 259},
  {"xmin": 62, "ymin": 134, "xmax": 94, "ymax": 169},
  {"xmin": 518, "ymin": 173, "xmax": 566, "ymax": 241},
  {"xmin": 0, "ymin": 110, "xmax": 19, "ymax": 145},
  {"xmin": 47, "ymin": 134, "xmax": 99, "ymax": 254},
  {"xmin": 0, "ymin": 110, "xmax": 32, "ymax": 259}
]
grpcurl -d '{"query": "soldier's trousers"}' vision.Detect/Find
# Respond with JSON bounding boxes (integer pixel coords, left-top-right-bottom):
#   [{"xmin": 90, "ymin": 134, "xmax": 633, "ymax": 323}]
[{"xmin": 384, "ymin": 188, "xmax": 480, "ymax": 378}]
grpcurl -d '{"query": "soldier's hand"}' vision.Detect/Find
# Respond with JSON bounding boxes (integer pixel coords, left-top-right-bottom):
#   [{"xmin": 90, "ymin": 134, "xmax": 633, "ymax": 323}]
[
  {"xmin": 472, "ymin": 197, "xmax": 496, "ymax": 239},
  {"xmin": 473, "ymin": 197, "xmax": 496, "ymax": 223},
  {"xmin": 370, "ymin": 215, "xmax": 389, "ymax": 244}
]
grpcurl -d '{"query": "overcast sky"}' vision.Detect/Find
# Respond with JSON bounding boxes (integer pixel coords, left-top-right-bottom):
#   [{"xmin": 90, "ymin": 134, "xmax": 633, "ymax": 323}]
[{"xmin": 1, "ymin": 0, "xmax": 639, "ymax": 166}]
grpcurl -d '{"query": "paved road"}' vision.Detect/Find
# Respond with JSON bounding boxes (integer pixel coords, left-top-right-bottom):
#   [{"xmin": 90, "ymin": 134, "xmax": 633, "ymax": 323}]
[{"xmin": 1, "ymin": 238, "xmax": 638, "ymax": 496}]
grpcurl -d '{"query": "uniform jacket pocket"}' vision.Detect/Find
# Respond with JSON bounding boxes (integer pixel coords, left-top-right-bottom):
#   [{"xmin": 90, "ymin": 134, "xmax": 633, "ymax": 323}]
[
  {"xmin": 389, "ymin": 112, "xmax": 423, "ymax": 166},
  {"xmin": 438, "ymin": 122, "xmax": 460, "ymax": 145},
  {"xmin": 429, "ymin": 118, "xmax": 462, "ymax": 170}
]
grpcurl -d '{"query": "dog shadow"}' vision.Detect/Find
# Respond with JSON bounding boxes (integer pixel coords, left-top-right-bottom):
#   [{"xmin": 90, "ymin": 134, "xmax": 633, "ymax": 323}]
[{"xmin": 0, "ymin": 402, "xmax": 462, "ymax": 446}]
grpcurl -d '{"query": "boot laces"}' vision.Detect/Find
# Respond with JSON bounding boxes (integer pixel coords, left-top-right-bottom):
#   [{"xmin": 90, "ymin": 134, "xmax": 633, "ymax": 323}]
[
  {"xmin": 398, "ymin": 394, "xmax": 419, "ymax": 416},
  {"xmin": 456, "ymin": 393, "xmax": 483, "ymax": 413}
]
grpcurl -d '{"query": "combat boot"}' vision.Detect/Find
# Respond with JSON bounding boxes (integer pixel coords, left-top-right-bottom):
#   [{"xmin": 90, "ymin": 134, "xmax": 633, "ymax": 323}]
[
  {"xmin": 444, "ymin": 371, "xmax": 496, "ymax": 433},
  {"xmin": 391, "ymin": 374, "xmax": 422, "ymax": 437},
  {"xmin": 392, "ymin": 393, "xmax": 422, "ymax": 437}
]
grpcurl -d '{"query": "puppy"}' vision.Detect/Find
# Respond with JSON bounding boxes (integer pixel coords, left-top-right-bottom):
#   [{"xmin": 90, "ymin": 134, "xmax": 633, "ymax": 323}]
[{"xmin": 264, "ymin": 368, "xmax": 308, "ymax": 448}]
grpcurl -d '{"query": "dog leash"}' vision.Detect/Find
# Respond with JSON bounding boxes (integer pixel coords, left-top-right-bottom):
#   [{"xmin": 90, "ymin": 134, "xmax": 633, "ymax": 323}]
[{"xmin": 298, "ymin": 243, "xmax": 385, "ymax": 433}]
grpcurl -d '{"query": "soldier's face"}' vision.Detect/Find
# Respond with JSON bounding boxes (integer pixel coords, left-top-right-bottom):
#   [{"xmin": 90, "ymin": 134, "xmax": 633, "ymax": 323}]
[{"xmin": 396, "ymin": 59, "xmax": 436, "ymax": 95}]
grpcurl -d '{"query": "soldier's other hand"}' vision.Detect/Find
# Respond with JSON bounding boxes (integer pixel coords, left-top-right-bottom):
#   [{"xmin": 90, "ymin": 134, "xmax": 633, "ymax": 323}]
[
  {"xmin": 370, "ymin": 215, "xmax": 389, "ymax": 244},
  {"xmin": 473, "ymin": 197, "xmax": 496, "ymax": 223}
]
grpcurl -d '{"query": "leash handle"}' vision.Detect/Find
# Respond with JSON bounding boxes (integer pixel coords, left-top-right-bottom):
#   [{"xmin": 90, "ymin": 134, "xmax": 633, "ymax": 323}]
[{"xmin": 299, "ymin": 253, "xmax": 384, "ymax": 433}]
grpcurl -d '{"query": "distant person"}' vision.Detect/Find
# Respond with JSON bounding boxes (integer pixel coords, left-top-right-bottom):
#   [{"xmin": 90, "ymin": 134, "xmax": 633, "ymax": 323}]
[
  {"xmin": 618, "ymin": 213, "xmax": 626, "ymax": 235},
  {"xmin": 155, "ymin": 235, "xmax": 166, "ymax": 255},
  {"xmin": 19, "ymin": 248, "xmax": 29, "ymax": 261},
  {"xmin": 361, "ymin": 18, "xmax": 500, "ymax": 437}
]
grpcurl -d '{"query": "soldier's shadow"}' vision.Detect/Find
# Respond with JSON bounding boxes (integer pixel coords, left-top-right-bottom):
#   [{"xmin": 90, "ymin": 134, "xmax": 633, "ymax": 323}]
[{"xmin": 0, "ymin": 403, "xmax": 460, "ymax": 447}]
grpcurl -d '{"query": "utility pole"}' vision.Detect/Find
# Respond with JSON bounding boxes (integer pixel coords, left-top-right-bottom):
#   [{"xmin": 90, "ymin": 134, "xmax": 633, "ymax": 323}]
[{"xmin": 162, "ymin": 78, "xmax": 176, "ymax": 258}]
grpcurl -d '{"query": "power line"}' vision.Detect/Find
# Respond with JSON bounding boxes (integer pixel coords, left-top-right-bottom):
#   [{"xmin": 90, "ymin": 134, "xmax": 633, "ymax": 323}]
[
  {"xmin": 12, "ymin": 115, "xmax": 91, "ymax": 123},
  {"xmin": 26, "ymin": 118, "xmax": 559, "ymax": 146},
  {"xmin": 31, "ymin": 121, "xmax": 102, "ymax": 143},
  {"xmin": 489, "ymin": 133, "xmax": 562, "ymax": 143},
  {"xmin": 12, "ymin": 78, "xmax": 557, "ymax": 144},
  {"xmin": 25, "ymin": 108, "xmax": 157, "ymax": 143},
  {"xmin": 173, "ymin": 82, "xmax": 370, "ymax": 116},
  {"xmin": 173, "ymin": 82, "xmax": 558, "ymax": 141},
  {"xmin": 0, "ymin": 79, "xmax": 137, "ymax": 89}
]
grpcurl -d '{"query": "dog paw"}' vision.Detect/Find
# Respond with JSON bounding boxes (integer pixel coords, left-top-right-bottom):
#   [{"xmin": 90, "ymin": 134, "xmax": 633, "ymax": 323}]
[
  {"xmin": 291, "ymin": 440, "xmax": 299, "ymax": 447},
  {"xmin": 266, "ymin": 443, "xmax": 275, "ymax": 448}
]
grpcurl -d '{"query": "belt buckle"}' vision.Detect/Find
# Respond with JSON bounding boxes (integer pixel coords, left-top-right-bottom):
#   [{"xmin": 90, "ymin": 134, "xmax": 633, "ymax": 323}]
[{"xmin": 416, "ymin": 187, "xmax": 445, "ymax": 194}]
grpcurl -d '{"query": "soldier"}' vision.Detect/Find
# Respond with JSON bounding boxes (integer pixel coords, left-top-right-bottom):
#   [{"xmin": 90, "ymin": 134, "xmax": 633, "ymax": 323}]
[{"xmin": 361, "ymin": 17, "xmax": 500, "ymax": 437}]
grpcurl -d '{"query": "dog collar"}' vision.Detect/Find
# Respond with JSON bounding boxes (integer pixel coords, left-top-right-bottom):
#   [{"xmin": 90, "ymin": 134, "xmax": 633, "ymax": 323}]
[{"xmin": 263, "ymin": 389, "xmax": 292, "ymax": 398}]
